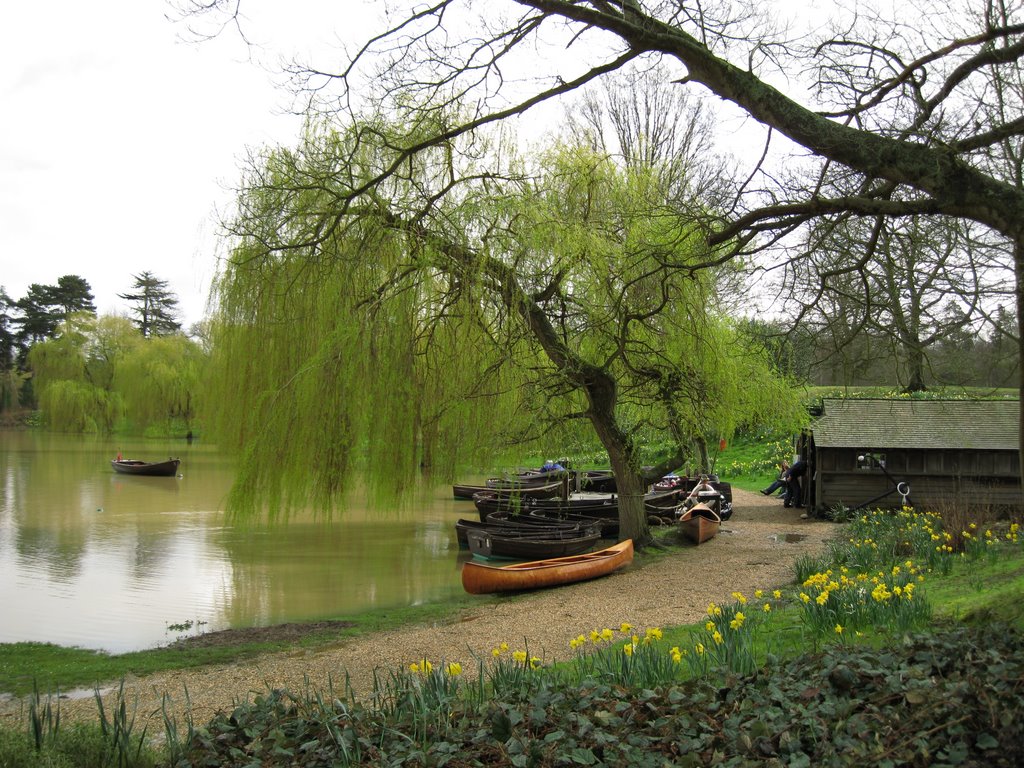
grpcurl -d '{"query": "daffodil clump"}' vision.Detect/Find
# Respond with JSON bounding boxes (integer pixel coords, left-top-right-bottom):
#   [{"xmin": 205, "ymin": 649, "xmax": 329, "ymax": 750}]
[
  {"xmin": 376, "ymin": 655, "xmax": 467, "ymax": 719},
  {"xmin": 685, "ymin": 590, "xmax": 783, "ymax": 676},
  {"xmin": 797, "ymin": 561, "xmax": 930, "ymax": 636},
  {"xmin": 958, "ymin": 522, "xmax": 1019, "ymax": 565},
  {"xmin": 800, "ymin": 507, "xmax": 1022, "ymax": 638},
  {"xmin": 845, "ymin": 507, "xmax": 949, "ymax": 572},
  {"xmin": 567, "ymin": 623, "xmax": 679, "ymax": 687},
  {"xmin": 487, "ymin": 641, "xmax": 544, "ymax": 697},
  {"xmin": 844, "ymin": 507, "xmax": 1023, "ymax": 577},
  {"xmin": 564, "ymin": 589, "xmax": 791, "ymax": 687}
]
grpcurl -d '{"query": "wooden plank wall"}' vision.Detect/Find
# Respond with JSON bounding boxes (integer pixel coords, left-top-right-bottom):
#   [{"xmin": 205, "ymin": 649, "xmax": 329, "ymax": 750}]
[{"xmin": 813, "ymin": 447, "xmax": 1022, "ymax": 511}]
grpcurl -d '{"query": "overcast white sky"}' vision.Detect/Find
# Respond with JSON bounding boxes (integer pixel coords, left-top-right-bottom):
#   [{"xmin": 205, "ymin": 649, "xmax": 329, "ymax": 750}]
[
  {"xmin": 2, "ymin": 2, "xmax": 833, "ymax": 330},
  {"xmin": 1, "ymin": 2, "xmax": 381, "ymax": 328}
]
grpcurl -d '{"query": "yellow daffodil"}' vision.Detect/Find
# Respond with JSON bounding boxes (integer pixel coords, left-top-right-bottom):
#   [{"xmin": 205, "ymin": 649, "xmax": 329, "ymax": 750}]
[{"xmin": 410, "ymin": 659, "xmax": 433, "ymax": 674}]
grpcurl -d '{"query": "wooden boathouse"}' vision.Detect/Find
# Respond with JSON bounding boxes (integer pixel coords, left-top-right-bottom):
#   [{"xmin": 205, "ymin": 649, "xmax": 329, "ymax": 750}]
[{"xmin": 801, "ymin": 398, "xmax": 1020, "ymax": 514}]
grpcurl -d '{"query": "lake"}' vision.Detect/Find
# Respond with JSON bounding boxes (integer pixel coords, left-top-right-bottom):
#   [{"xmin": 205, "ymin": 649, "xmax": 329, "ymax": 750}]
[{"xmin": 0, "ymin": 431, "xmax": 472, "ymax": 653}]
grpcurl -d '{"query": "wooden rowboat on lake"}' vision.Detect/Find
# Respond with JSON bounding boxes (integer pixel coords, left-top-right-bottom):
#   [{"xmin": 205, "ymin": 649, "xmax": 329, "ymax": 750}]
[
  {"xmin": 111, "ymin": 458, "xmax": 181, "ymax": 477},
  {"xmin": 461, "ymin": 539, "xmax": 634, "ymax": 594},
  {"xmin": 677, "ymin": 503, "xmax": 721, "ymax": 545}
]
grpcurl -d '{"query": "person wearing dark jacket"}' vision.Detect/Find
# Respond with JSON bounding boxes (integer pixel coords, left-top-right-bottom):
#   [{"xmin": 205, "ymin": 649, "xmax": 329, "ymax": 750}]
[{"xmin": 784, "ymin": 457, "xmax": 808, "ymax": 508}]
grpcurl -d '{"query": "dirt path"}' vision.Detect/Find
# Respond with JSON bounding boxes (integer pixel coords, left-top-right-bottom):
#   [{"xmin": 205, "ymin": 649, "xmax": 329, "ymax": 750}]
[{"xmin": 0, "ymin": 489, "xmax": 835, "ymax": 728}]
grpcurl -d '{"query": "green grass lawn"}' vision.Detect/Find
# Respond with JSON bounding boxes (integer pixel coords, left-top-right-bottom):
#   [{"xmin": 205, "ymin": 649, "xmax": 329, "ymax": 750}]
[{"xmin": 0, "ymin": 598, "xmax": 480, "ymax": 698}]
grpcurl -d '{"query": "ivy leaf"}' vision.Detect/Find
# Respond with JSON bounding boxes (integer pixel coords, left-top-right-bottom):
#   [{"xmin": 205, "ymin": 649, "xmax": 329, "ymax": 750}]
[
  {"xmin": 570, "ymin": 747, "xmax": 598, "ymax": 765},
  {"xmin": 490, "ymin": 710, "xmax": 512, "ymax": 742},
  {"xmin": 976, "ymin": 733, "xmax": 999, "ymax": 750}
]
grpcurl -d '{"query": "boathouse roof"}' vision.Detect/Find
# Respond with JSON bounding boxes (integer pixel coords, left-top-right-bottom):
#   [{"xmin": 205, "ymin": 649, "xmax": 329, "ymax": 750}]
[{"xmin": 811, "ymin": 398, "xmax": 1019, "ymax": 451}]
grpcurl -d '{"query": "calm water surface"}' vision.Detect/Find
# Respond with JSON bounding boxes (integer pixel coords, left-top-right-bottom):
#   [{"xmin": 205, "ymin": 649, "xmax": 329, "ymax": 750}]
[{"xmin": 0, "ymin": 432, "xmax": 470, "ymax": 653}]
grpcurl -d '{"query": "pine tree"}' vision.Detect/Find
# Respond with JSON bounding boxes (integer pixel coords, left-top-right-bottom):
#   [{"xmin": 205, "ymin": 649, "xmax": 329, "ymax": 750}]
[{"xmin": 118, "ymin": 272, "xmax": 182, "ymax": 337}]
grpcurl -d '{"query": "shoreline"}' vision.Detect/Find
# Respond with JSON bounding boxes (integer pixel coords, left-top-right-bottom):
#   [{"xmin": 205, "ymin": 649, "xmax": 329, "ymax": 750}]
[{"xmin": 0, "ymin": 489, "xmax": 835, "ymax": 727}]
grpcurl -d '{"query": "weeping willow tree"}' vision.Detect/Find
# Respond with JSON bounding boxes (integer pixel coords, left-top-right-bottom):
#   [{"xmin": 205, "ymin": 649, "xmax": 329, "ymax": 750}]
[
  {"xmin": 0, "ymin": 368, "xmax": 25, "ymax": 413},
  {"xmin": 35, "ymin": 379, "xmax": 122, "ymax": 433},
  {"xmin": 29, "ymin": 314, "xmax": 128, "ymax": 432},
  {"xmin": 28, "ymin": 313, "xmax": 206, "ymax": 434},
  {"xmin": 207, "ymin": 135, "xmax": 557, "ymax": 516},
  {"xmin": 207, "ymin": 113, "xmax": 803, "ymax": 542},
  {"xmin": 116, "ymin": 334, "xmax": 205, "ymax": 433}
]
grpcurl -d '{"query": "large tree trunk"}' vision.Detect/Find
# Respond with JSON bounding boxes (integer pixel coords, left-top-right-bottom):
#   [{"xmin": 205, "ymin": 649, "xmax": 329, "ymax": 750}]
[
  {"xmin": 607, "ymin": 451, "xmax": 649, "ymax": 544},
  {"xmin": 1017, "ymin": 237, "xmax": 1024, "ymax": 508},
  {"xmin": 486, "ymin": 256, "xmax": 656, "ymax": 545},
  {"xmin": 587, "ymin": 389, "xmax": 653, "ymax": 546},
  {"xmin": 903, "ymin": 344, "xmax": 927, "ymax": 393}
]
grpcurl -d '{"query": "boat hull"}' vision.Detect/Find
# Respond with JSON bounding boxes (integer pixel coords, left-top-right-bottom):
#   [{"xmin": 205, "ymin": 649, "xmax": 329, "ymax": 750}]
[
  {"xmin": 465, "ymin": 527, "xmax": 601, "ymax": 560},
  {"xmin": 461, "ymin": 539, "xmax": 634, "ymax": 594},
  {"xmin": 452, "ymin": 481, "xmax": 562, "ymax": 500},
  {"xmin": 110, "ymin": 458, "xmax": 180, "ymax": 477},
  {"xmin": 454, "ymin": 517, "xmax": 599, "ymax": 549},
  {"xmin": 677, "ymin": 503, "xmax": 721, "ymax": 544}
]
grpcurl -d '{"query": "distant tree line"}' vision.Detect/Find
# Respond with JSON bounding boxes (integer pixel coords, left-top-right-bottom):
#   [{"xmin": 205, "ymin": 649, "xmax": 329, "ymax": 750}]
[
  {"xmin": 1, "ymin": 272, "xmax": 182, "ymax": 369},
  {"xmin": 747, "ymin": 305, "xmax": 1019, "ymax": 392},
  {"xmin": 0, "ymin": 273, "xmax": 202, "ymax": 435}
]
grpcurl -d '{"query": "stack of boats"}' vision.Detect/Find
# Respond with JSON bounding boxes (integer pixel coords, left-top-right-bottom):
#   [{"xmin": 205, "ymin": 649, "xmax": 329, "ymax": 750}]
[
  {"xmin": 452, "ymin": 467, "xmax": 737, "ymax": 594},
  {"xmin": 452, "ymin": 467, "xmax": 689, "ymax": 560},
  {"xmin": 454, "ymin": 467, "xmax": 735, "ymax": 560}
]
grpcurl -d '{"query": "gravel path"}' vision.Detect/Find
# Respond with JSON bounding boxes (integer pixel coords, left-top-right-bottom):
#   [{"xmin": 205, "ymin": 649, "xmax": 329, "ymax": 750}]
[{"xmin": 1, "ymin": 489, "xmax": 836, "ymax": 728}]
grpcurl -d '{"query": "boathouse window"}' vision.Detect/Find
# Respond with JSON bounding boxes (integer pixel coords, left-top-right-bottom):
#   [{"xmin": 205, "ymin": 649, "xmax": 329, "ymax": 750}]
[{"xmin": 856, "ymin": 452, "xmax": 886, "ymax": 471}]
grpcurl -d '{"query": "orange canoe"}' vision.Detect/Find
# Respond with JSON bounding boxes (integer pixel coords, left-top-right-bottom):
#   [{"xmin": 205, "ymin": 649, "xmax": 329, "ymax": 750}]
[
  {"xmin": 677, "ymin": 503, "xmax": 721, "ymax": 544},
  {"xmin": 461, "ymin": 539, "xmax": 634, "ymax": 595}
]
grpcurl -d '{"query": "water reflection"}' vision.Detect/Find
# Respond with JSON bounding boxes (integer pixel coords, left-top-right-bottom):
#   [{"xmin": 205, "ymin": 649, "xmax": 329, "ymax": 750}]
[{"xmin": 0, "ymin": 432, "xmax": 466, "ymax": 653}]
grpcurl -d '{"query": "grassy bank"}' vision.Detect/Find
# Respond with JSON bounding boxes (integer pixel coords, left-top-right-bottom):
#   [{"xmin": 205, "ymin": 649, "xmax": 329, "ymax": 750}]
[{"xmin": 0, "ymin": 597, "xmax": 480, "ymax": 698}]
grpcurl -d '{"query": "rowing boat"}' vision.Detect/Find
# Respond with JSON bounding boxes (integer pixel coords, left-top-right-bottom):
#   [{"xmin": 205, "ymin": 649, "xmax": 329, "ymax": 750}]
[
  {"xmin": 677, "ymin": 503, "xmax": 721, "ymax": 544},
  {"xmin": 452, "ymin": 481, "xmax": 563, "ymax": 500},
  {"xmin": 461, "ymin": 539, "xmax": 634, "ymax": 594},
  {"xmin": 465, "ymin": 526, "xmax": 601, "ymax": 560},
  {"xmin": 454, "ymin": 517, "xmax": 599, "ymax": 549},
  {"xmin": 110, "ymin": 458, "xmax": 181, "ymax": 477}
]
